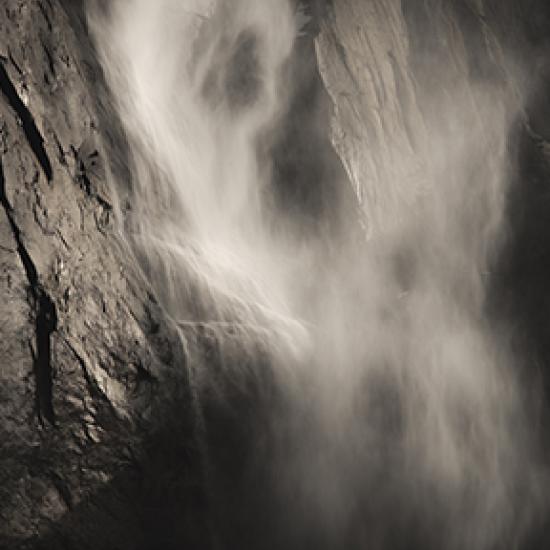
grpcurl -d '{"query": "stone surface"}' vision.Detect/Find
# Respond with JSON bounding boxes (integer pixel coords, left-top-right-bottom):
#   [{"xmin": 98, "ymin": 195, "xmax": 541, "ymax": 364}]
[
  {"xmin": 0, "ymin": 1, "xmax": 208, "ymax": 548},
  {"xmin": 315, "ymin": 0, "xmax": 428, "ymax": 236}
]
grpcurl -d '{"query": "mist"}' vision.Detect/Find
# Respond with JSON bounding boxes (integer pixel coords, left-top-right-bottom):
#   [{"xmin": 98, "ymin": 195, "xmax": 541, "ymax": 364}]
[{"xmin": 88, "ymin": 0, "xmax": 545, "ymax": 548}]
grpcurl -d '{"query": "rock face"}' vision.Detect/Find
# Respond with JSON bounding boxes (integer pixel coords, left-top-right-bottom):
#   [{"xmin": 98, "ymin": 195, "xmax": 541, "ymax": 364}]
[
  {"xmin": 315, "ymin": 0, "xmax": 550, "ymax": 411},
  {"xmin": 315, "ymin": 2, "xmax": 550, "ymax": 546},
  {"xmin": 0, "ymin": 2, "xmax": 208, "ymax": 548},
  {"xmin": 315, "ymin": 0, "xmax": 428, "ymax": 236},
  {"xmin": 2, "ymin": 0, "xmax": 550, "ymax": 549},
  {"xmin": 315, "ymin": 0, "xmax": 524, "ymax": 233}
]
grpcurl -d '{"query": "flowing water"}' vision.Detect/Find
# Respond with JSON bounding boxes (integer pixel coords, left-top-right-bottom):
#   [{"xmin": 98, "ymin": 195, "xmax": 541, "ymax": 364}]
[{"xmin": 89, "ymin": 1, "xmax": 545, "ymax": 547}]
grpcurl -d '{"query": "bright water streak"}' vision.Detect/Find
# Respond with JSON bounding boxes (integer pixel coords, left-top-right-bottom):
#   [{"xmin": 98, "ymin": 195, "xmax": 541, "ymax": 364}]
[{"xmin": 89, "ymin": 1, "xmax": 544, "ymax": 547}]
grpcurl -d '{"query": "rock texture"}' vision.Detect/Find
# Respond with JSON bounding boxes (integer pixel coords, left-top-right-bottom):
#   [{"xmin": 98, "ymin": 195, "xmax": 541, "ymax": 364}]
[
  {"xmin": 315, "ymin": 1, "xmax": 428, "ymax": 235},
  {"xmin": 315, "ymin": 0, "xmax": 550, "ymax": 404},
  {"xmin": 315, "ymin": 0, "xmax": 522, "ymax": 233},
  {"xmin": 0, "ymin": 2, "xmax": 208, "ymax": 548}
]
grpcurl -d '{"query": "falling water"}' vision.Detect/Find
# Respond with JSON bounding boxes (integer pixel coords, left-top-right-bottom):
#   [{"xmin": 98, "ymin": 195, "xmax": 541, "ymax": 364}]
[{"xmin": 89, "ymin": 0, "xmax": 544, "ymax": 548}]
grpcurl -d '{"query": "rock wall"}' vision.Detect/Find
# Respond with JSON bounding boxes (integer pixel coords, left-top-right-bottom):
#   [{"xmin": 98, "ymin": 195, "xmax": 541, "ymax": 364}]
[
  {"xmin": 0, "ymin": 1, "xmax": 209, "ymax": 548},
  {"xmin": 315, "ymin": 0, "xmax": 550, "ymax": 411},
  {"xmin": 315, "ymin": 0, "xmax": 522, "ymax": 233}
]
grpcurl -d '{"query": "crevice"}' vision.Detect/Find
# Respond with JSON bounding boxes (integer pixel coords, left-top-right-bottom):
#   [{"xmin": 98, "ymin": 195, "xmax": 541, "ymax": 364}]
[
  {"xmin": 388, "ymin": 51, "xmax": 418, "ymax": 153},
  {"xmin": 7, "ymin": 49, "xmax": 23, "ymax": 76},
  {"xmin": 38, "ymin": 0, "xmax": 54, "ymax": 32},
  {"xmin": 51, "ymin": 472, "xmax": 74, "ymax": 510},
  {"xmin": 332, "ymin": 34, "xmax": 361, "ymax": 91},
  {"xmin": 0, "ymin": 159, "xmax": 57, "ymax": 426},
  {"xmin": 0, "ymin": 61, "xmax": 53, "ymax": 181},
  {"xmin": 34, "ymin": 293, "xmax": 57, "ymax": 425},
  {"xmin": 41, "ymin": 41, "xmax": 56, "ymax": 78},
  {"xmin": 62, "ymin": 335, "xmax": 118, "ymax": 413}
]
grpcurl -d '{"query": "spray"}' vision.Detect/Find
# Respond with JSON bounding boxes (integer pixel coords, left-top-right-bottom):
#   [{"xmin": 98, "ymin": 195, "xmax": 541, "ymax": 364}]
[{"xmin": 89, "ymin": 1, "xmax": 543, "ymax": 547}]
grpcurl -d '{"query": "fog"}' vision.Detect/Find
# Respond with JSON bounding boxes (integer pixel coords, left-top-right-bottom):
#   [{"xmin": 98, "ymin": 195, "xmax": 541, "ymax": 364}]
[{"xmin": 88, "ymin": 0, "xmax": 545, "ymax": 547}]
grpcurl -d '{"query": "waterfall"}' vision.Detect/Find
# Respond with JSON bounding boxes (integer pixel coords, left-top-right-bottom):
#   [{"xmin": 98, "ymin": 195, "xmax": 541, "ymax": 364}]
[{"xmin": 89, "ymin": 1, "xmax": 543, "ymax": 547}]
